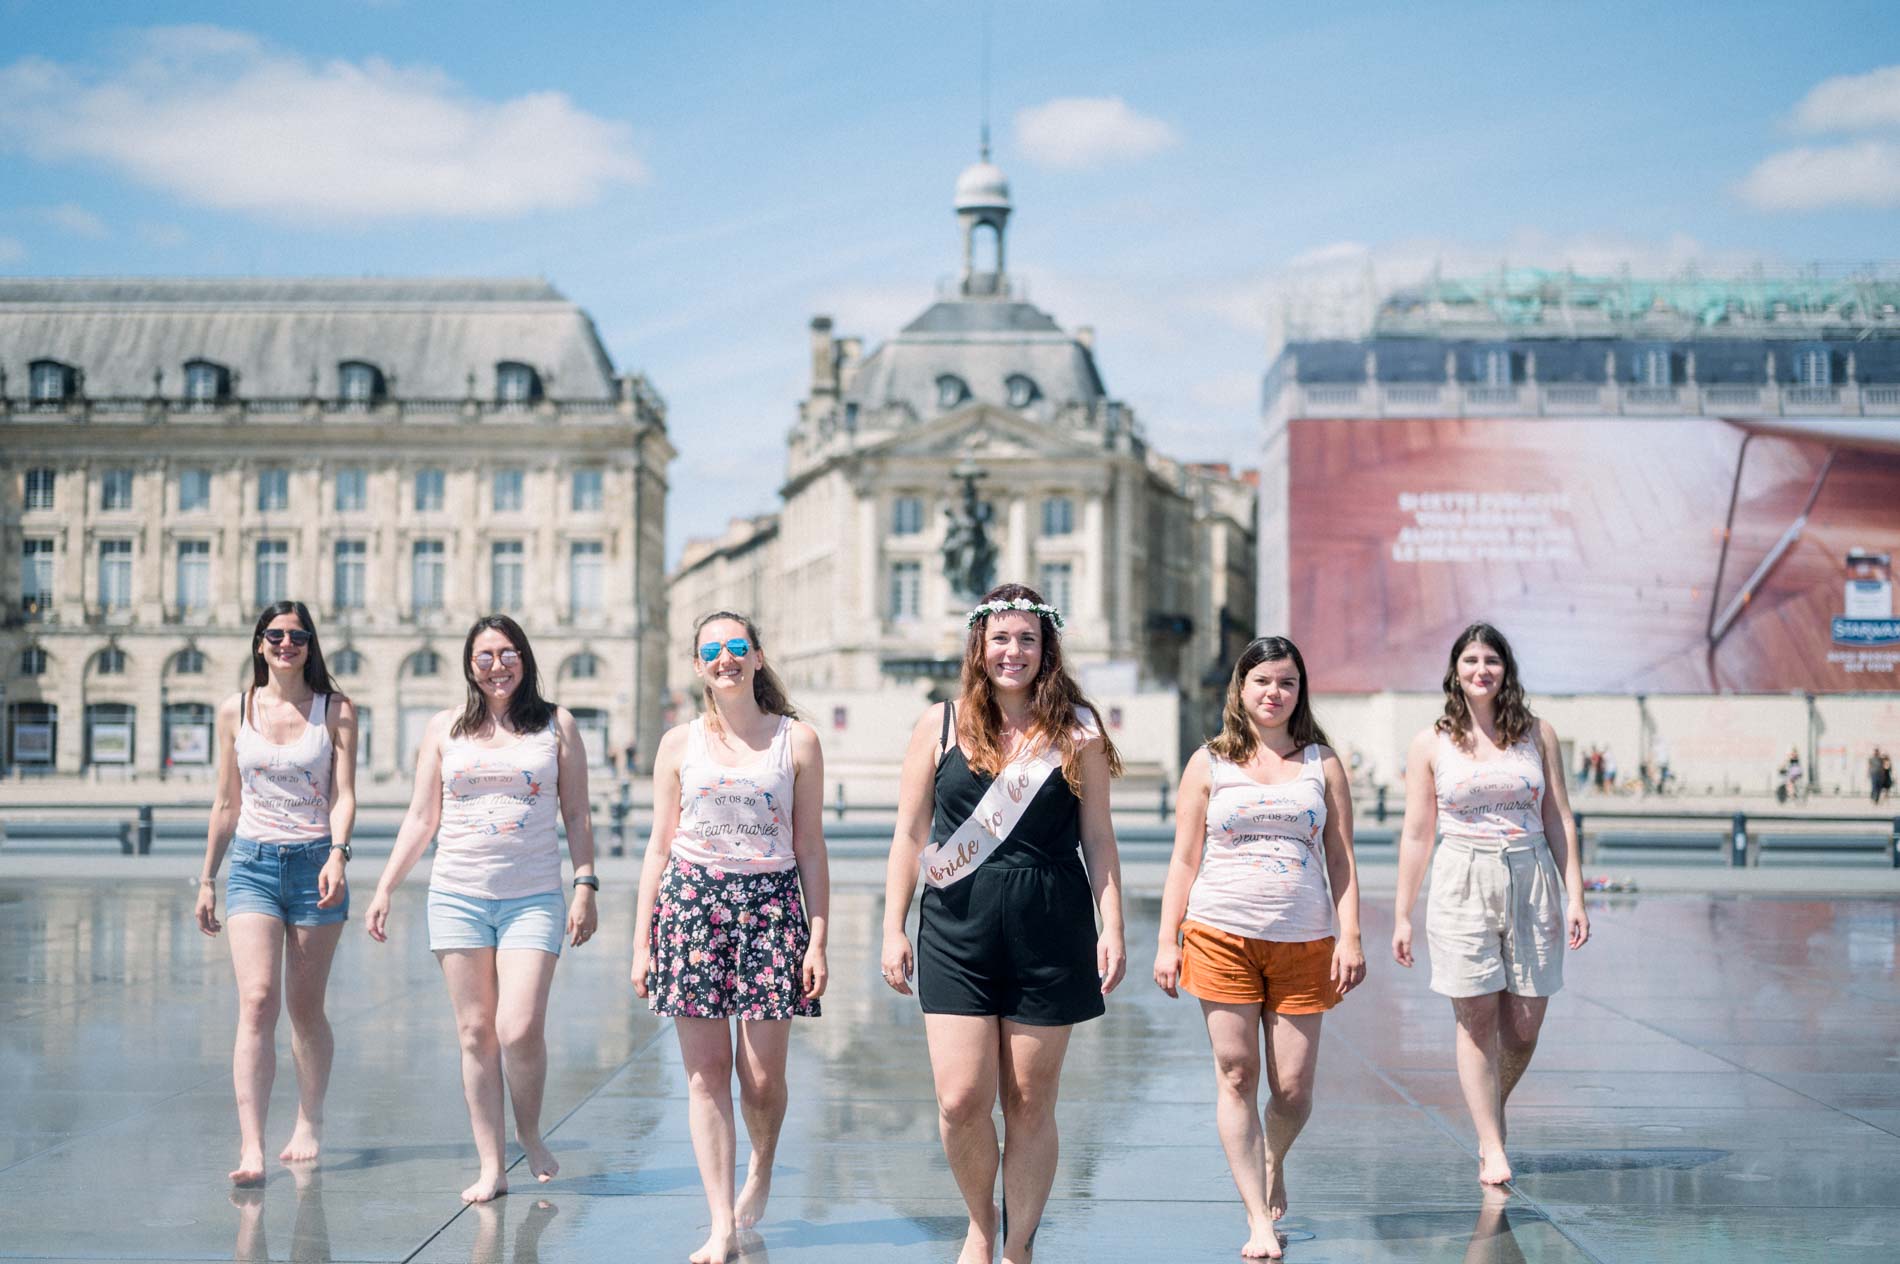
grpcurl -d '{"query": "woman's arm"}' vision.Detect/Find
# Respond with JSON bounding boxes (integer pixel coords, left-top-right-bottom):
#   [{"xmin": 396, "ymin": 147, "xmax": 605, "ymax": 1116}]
[
  {"xmin": 1391, "ymin": 729, "xmax": 1439, "ymax": 968},
  {"xmin": 364, "ymin": 712, "xmax": 448, "ymax": 942},
  {"xmin": 1536, "ymin": 718, "xmax": 1590, "ymax": 950},
  {"xmin": 1152, "ymin": 749, "xmax": 1210, "ymax": 997},
  {"xmin": 1076, "ymin": 738, "xmax": 1126, "ymax": 996},
  {"xmin": 789, "ymin": 722, "xmax": 830, "ymax": 1000},
  {"xmin": 630, "ymin": 726, "xmax": 687, "ymax": 997},
  {"xmin": 880, "ymin": 704, "xmax": 945, "ymax": 995},
  {"xmin": 1319, "ymin": 748, "xmax": 1366, "ymax": 995},
  {"xmin": 553, "ymin": 708, "xmax": 598, "ymax": 948},
  {"xmin": 317, "ymin": 696, "xmax": 359, "ymax": 911},
  {"xmin": 194, "ymin": 694, "xmax": 244, "ymax": 936}
]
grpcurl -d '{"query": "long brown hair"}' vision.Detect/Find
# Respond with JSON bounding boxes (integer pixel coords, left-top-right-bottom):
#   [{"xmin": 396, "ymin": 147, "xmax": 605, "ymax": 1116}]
[
  {"xmin": 694, "ymin": 610, "xmax": 797, "ymax": 731},
  {"xmin": 249, "ymin": 601, "xmax": 339, "ymax": 694},
  {"xmin": 1207, "ymin": 635, "xmax": 1330, "ymax": 763},
  {"xmin": 958, "ymin": 582, "xmax": 1122, "ymax": 793},
  {"xmin": 453, "ymin": 614, "xmax": 556, "ymax": 738},
  {"xmin": 1436, "ymin": 622, "xmax": 1535, "ymax": 748}
]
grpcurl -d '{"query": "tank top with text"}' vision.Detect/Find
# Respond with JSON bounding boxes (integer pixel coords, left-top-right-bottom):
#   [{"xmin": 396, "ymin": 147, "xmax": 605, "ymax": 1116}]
[
  {"xmin": 1185, "ymin": 745, "xmax": 1333, "ymax": 942},
  {"xmin": 234, "ymin": 691, "xmax": 334, "ymax": 843},
  {"xmin": 670, "ymin": 716, "xmax": 798, "ymax": 874},
  {"xmin": 431, "ymin": 719, "xmax": 565, "ymax": 900}
]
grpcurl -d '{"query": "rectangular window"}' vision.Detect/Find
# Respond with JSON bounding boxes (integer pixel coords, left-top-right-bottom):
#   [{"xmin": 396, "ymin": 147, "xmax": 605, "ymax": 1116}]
[
  {"xmin": 411, "ymin": 539, "xmax": 445, "ymax": 612},
  {"xmin": 1795, "ymin": 348, "xmax": 1832, "ymax": 387},
  {"xmin": 492, "ymin": 540, "xmax": 524, "ymax": 610},
  {"xmin": 25, "ymin": 468, "xmax": 56, "ymax": 511},
  {"xmin": 257, "ymin": 467, "xmax": 289, "ymax": 512},
  {"xmin": 334, "ymin": 540, "xmax": 366, "ymax": 610},
  {"xmin": 493, "ymin": 468, "xmax": 524, "ymax": 513},
  {"xmin": 255, "ymin": 539, "xmax": 288, "ymax": 606},
  {"xmin": 100, "ymin": 469, "xmax": 134, "ymax": 511},
  {"xmin": 1041, "ymin": 496, "xmax": 1074, "ymax": 537},
  {"xmin": 99, "ymin": 540, "xmax": 133, "ymax": 609},
  {"xmin": 892, "ymin": 495, "xmax": 924, "ymax": 536},
  {"xmin": 22, "ymin": 538, "xmax": 54, "ymax": 617},
  {"xmin": 569, "ymin": 541, "xmax": 604, "ymax": 614},
  {"xmin": 176, "ymin": 540, "xmax": 210, "ymax": 612},
  {"xmin": 415, "ymin": 468, "xmax": 445, "ymax": 513},
  {"xmin": 890, "ymin": 560, "xmax": 921, "ymax": 619},
  {"xmin": 571, "ymin": 469, "xmax": 603, "ymax": 512},
  {"xmin": 1038, "ymin": 561, "xmax": 1073, "ymax": 616},
  {"xmin": 178, "ymin": 468, "xmax": 212, "ymax": 512},
  {"xmin": 334, "ymin": 467, "xmax": 367, "ymax": 513}
]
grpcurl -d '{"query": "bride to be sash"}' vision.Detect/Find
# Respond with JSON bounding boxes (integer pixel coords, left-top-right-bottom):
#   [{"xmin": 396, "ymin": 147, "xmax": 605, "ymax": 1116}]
[{"xmin": 920, "ymin": 707, "xmax": 1097, "ymax": 890}]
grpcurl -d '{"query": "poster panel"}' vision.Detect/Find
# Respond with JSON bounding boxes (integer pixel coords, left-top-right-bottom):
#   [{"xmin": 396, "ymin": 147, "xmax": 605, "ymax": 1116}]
[
  {"xmin": 1287, "ymin": 416, "xmax": 1900, "ymax": 693},
  {"xmin": 170, "ymin": 723, "xmax": 211, "ymax": 765},
  {"xmin": 92, "ymin": 722, "xmax": 133, "ymax": 763},
  {"xmin": 14, "ymin": 723, "xmax": 53, "ymax": 764}
]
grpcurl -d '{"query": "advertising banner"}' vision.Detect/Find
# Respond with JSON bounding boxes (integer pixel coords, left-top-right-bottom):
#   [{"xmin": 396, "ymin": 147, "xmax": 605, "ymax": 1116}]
[
  {"xmin": 91, "ymin": 722, "xmax": 134, "ymax": 764},
  {"xmin": 170, "ymin": 722, "xmax": 212, "ymax": 765},
  {"xmin": 1287, "ymin": 416, "xmax": 1900, "ymax": 693},
  {"xmin": 14, "ymin": 723, "xmax": 53, "ymax": 764}
]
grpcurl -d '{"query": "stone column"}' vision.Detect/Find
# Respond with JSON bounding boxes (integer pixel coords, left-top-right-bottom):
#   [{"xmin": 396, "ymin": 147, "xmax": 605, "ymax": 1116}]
[{"xmin": 1005, "ymin": 494, "xmax": 1030, "ymax": 586}]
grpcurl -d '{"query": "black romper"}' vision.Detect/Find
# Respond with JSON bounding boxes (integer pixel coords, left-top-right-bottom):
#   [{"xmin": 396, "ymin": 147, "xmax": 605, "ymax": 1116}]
[{"xmin": 917, "ymin": 703, "xmax": 1107, "ymax": 1026}]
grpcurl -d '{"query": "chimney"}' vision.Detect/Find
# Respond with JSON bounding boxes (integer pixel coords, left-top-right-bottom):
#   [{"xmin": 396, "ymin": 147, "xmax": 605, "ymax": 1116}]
[
  {"xmin": 809, "ymin": 316, "xmax": 838, "ymax": 397},
  {"xmin": 1075, "ymin": 325, "xmax": 1095, "ymax": 351}
]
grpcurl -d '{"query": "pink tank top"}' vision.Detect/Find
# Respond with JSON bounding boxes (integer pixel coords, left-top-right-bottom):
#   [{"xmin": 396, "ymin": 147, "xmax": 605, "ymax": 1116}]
[
  {"xmin": 430, "ymin": 719, "xmax": 564, "ymax": 899},
  {"xmin": 670, "ymin": 716, "xmax": 798, "ymax": 874},
  {"xmin": 234, "ymin": 691, "xmax": 333, "ymax": 843},
  {"xmin": 1185, "ymin": 745, "xmax": 1333, "ymax": 942},
  {"xmin": 1433, "ymin": 730, "xmax": 1546, "ymax": 845}
]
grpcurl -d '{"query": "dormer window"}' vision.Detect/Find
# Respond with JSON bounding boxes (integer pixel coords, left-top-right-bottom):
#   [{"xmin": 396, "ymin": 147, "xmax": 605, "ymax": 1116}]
[
  {"xmin": 497, "ymin": 362, "xmax": 542, "ymax": 408},
  {"xmin": 936, "ymin": 374, "xmax": 970, "ymax": 410},
  {"xmin": 29, "ymin": 359, "xmax": 77, "ymax": 405},
  {"xmin": 339, "ymin": 360, "xmax": 386, "ymax": 408},
  {"xmin": 1006, "ymin": 374, "xmax": 1040, "ymax": 409},
  {"xmin": 183, "ymin": 359, "xmax": 231, "ymax": 406}
]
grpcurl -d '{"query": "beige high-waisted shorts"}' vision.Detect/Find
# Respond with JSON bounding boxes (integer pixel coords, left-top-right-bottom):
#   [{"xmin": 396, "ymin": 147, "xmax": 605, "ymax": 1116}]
[{"xmin": 1426, "ymin": 835, "xmax": 1565, "ymax": 998}]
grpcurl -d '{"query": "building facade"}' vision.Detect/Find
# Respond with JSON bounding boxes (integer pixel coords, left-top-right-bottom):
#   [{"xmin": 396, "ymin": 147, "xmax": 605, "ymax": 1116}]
[{"xmin": 1, "ymin": 278, "xmax": 673, "ymax": 784}]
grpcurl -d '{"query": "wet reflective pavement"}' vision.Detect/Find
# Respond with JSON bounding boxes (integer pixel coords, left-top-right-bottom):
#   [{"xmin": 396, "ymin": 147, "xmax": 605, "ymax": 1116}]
[{"xmin": 2, "ymin": 878, "xmax": 1897, "ymax": 1262}]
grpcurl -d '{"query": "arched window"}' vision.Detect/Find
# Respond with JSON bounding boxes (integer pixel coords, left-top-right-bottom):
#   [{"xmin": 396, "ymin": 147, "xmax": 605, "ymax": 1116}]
[
  {"xmin": 406, "ymin": 648, "xmax": 440, "ymax": 678},
  {"xmin": 85, "ymin": 702, "xmax": 135, "ymax": 768},
  {"xmin": 19, "ymin": 645, "xmax": 47, "ymax": 676},
  {"xmin": 29, "ymin": 359, "xmax": 78, "ymax": 405},
  {"xmin": 9, "ymin": 701, "xmax": 59, "ymax": 770},
  {"xmin": 183, "ymin": 358, "xmax": 232, "ymax": 406},
  {"xmin": 1006, "ymin": 374, "xmax": 1040, "ymax": 409},
  {"xmin": 496, "ymin": 362, "xmax": 542, "ymax": 407},
  {"xmin": 94, "ymin": 647, "xmax": 127, "ymax": 676},
  {"xmin": 172, "ymin": 647, "xmax": 206, "ymax": 675},
  {"xmin": 936, "ymin": 374, "xmax": 970, "ymax": 410},
  {"xmin": 332, "ymin": 648, "xmax": 364, "ymax": 676},
  {"xmin": 338, "ymin": 360, "xmax": 387, "ymax": 408},
  {"xmin": 565, "ymin": 652, "xmax": 599, "ymax": 680}
]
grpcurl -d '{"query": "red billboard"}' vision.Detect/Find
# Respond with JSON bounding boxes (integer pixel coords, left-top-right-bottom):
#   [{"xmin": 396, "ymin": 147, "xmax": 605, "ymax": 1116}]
[{"xmin": 1288, "ymin": 417, "xmax": 1900, "ymax": 693}]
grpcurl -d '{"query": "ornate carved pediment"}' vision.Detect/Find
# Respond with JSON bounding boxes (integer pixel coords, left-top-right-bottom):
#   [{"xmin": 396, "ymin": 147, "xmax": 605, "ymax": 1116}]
[{"xmin": 865, "ymin": 405, "xmax": 1096, "ymax": 464}]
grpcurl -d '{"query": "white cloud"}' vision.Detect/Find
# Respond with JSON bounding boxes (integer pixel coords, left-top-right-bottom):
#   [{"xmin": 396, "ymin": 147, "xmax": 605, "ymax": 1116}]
[
  {"xmin": 1739, "ymin": 139, "xmax": 1900, "ymax": 210},
  {"xmin": 38, "ymin": 203, "xmax": 108, "ymax": 237},
  {"xmin": 137, "ymin": 222, "xmax": 188, "ymax": 248},
  {"xmin": 0, "ymin": 236, "xmax": 24, "ymax": 263},
  {"xmin": 0, "ymin": 25, "xmax": 645, "ymax": 221},
  {"xmin": 1012, "ymin": 97, "xmax": 1178, "ymax": 170},
  {"xmin": 1790, "ymin": 64, "xmax": 1900, "ymax": 133}
]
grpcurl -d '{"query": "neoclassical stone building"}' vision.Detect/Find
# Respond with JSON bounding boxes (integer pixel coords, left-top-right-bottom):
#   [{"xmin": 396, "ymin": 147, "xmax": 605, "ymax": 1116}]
[
  {"xmin": 671, "ymin": 157, "xmax": 1255, "ymax": 768},
  {"xmin": 1, "ymin": 278, "xmax": 672, "ymax": 783}
]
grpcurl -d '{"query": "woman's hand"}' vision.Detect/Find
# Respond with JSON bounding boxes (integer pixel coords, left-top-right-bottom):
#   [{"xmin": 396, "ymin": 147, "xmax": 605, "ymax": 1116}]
[
  {"xmin": 1392, "ymin": 915, "xmax": 1415, "ymax": 968},
  {"xmin": 1152, "ymin": 940, "xmax": 1182, "ymax": 998},
  {"xmin": 1331, "ymin": 933, "xmax": 1367, "ymax": 997},
  {"xmin": 567, "ymin": 888, "xmax": 597, "ymax": 948},
  {"xmin": 880, "ymin": 929, "xmax": 914, "ymax": 995},
  {"xmin": 365, "ymin": 889, "xmax": 393, "ymax": 943},
  {"xmin": 194, "ymin": 880, "xmax": 221, "ymax": 937},
  {"xmin": 1097, "ymin": 928, "xmax": 1127, "ymax": 995},
  {"xmin": 802, "ymin": 943, "xmax": 829, "ymax": 1001},
  {"xmin": 1567, "ymin": 899, "xmax": 1591, "ymax": 950},
  {"xmin": 630, "ymin": 944, "xmax": 653, "ymax": 997},
  {"xmin": 316, "ymin": 854, "xmax": 347, "ymax": 910}
]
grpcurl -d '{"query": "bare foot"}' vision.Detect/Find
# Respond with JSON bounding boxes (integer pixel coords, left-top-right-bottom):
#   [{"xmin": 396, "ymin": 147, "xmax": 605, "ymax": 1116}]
[
  {"xmin": 461, "ymin": 1172, "xmax": 509, "ymax": 1204},
  {"xmin": 1266, "ymin": 1157, "xmax": 1289, "ymax": 1221},
  {"xmin": 1478, "ymin": 1149, "xmax": 1513, "ymax": 1186},
  {"xmin": 278, "ymin": 1116, "xmax": 321, "ymax": 1164},
  {"xmin": 229, "ymin": 1149, "xmax": 266, "ymax": 1186},
  {"xmin": 689, "ymin": 1225, "xmax": 735, "ymax": 1263},
  {"xmin": 1241, "ymin": 1213, "xmax": 1284, "ymax": 1260},
  {"xmin": 520, "ymin": 1135, "xmax": 559, "ymax": 1184},
  {"xmin": 734, "ymin": 1154, "xmax": 772, "ymax": 1229},
  {"xmin": 956, "ymin": 1203, "xmax": 999, "ymax": 1264}
]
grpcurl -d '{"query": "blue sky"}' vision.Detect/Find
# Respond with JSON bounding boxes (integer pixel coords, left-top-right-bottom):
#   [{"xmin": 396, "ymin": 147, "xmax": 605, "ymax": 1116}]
[{"xmin": 4, "ymin": 1, "xmax": 1898, "ymax": 560}]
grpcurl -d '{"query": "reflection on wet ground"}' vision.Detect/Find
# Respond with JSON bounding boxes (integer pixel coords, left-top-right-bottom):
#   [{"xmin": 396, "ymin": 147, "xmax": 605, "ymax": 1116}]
[{"xmin": 1, "ymin": 880, "xmax": 1896, "ymax": 1261}]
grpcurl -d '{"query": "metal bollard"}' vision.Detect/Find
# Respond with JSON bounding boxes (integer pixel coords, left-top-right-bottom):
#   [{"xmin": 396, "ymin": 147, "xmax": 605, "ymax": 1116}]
[
  {"xmin": 119, "ymin": 820, "xmax": 135, "ymax": 856},
  {"xmin": 833, "ymin": 782, "xmax": 847, "ymax": 822},
  {"xmin": 1375, "ymin": 784, "xmax": 1389, "ymax": 824},
  {"xmin": 609, "ymin": 782, "xmax": 631, "ymax": 858},
  {"xmin": 1574, "ymin": 811, "xmax": 1588, "ymax": 865},
  {"xmin": 1158, "ymin": 781, "xmax": 1171, "ymax": 821},
  {"xmin": 1730, "ymin": 811, "xmax": 1748, "ymax": 868},
  {"xmin": 1891, "ymin": 817, "xmax": 1899, "ymax": 870},
  {"xmin": 136, "ymin": 805, "xmax": 154, "ymax": 855}
]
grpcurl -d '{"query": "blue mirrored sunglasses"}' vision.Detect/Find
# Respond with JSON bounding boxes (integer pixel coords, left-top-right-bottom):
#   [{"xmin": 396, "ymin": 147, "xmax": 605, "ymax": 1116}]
[{"xmin": 699, "ymin": 637, "xmax": 751, "ymax": 662}]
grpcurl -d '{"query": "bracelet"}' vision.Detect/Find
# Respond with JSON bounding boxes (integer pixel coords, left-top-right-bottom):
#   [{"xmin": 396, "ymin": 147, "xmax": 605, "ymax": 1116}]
[{"xmin": 573, "ymin": 875, "xmax": 600, "ymax": 891}]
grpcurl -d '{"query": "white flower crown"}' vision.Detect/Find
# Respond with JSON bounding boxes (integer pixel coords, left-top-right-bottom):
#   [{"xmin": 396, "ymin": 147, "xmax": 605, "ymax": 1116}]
[{"xmin": 966, "ymin": 597, "xmax": 1066, "ymax": 631}]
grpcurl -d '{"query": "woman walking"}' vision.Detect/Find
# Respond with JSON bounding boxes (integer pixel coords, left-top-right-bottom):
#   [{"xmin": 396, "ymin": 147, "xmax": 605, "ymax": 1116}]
[
  {"xmin": 631, "ymin": 611, "xmax": 828, "ymax": 1264},
  {"xmin": 1153, "ymin": 636, "xmax": 1365, "ymax": 1260},
  {"xmin": 1392, "ymin": 622, "xmax": 1589, "ymax": 1185},
  {"xmin": 882, "ymin": 582, "xmax": 1126, "ymax": 1264},
  {"xmin": 194, "ymin": 601, "xmax": 359, "ymax": 1185},
  {"xmin": 365, "ymin": 615, "xmax": 599, "ymax": 1204}
]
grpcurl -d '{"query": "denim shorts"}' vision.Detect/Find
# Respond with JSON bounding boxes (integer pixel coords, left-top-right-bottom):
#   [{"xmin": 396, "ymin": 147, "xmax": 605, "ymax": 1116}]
[
  {"xmin": 225, "ymin": 837, "xmax": 347, "ymax": 927},
  {"xmin": 427, "ymin": 887, "xmax": 566, "ymax": 956}
]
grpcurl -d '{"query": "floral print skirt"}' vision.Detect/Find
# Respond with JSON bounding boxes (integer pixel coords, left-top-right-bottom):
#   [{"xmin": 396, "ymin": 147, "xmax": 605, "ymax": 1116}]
[{"xmin": 648, "ymin": 857, "xmax": 820, "ymax": 1020}]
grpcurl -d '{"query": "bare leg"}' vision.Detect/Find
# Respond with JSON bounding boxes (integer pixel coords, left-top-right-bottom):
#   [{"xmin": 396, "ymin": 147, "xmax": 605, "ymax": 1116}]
[
  {"xmin": 1496, "ymin": 994, "xmax": 1550, "ymax": 1147},
  {"xmin": 227, "ymin": 913, "xmax": 285, "ymax": 1185},
  {"xmin": 997, "ymin": 1020, "xmax": 1073, "ymax": 1264},
  {"xmin": 230, "ymin": 1187, "xmax": 267, "ymax": 1260},
  {"xmin": 733, "ymin": 1019, "xmax": 792, "ymax": 1229},
  {"xmin": 438, "ymin": 948, "xmax": 508, "ymax": 1203},
  {"xmin": 495, "ymin": 949, "xmax": 562, "ymax": 1183},
  {"xmin": 278, "ymin": 922, "xmax": 345, "ymax": 1164},
  {"xmin": 676, "ymin": 1016, "xmax": 738, "ymax": 1263},
  {"xmin": 1451, "ymin": 994, "xmax": 1512, "ymax": 1185},
  {"xmin": 924, "ymin": 1013, "xmax": 1002, "ymax": 1264},
  {"xmin": 1200, "ymin": 1001, "xmax": 1279, "ymax": 1259},
  {"xmin": 1262, "ymin": 1011, "xmax": 1323, "ymax": 1225}
]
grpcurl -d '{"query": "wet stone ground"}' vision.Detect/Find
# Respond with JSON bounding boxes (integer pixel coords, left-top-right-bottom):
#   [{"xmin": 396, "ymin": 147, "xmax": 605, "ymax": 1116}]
[{"xmin": 1, "ymin": 876, "xmax": 1897, "ymax": 1262}]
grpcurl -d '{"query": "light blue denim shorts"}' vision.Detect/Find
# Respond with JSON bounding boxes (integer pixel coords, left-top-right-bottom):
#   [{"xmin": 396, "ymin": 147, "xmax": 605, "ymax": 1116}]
[
  {"xmin": 427, "ymin": 887, "xmax": 565, "ymax": 956},
  {"xmin": 226, "ymin": 837, "xmax": 347, "ymax": 927}
]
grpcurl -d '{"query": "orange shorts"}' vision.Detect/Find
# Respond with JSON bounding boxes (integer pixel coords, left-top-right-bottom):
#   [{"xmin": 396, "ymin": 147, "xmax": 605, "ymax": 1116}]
[{"xmin": 1178, "ymin": 921, "xmax": 1340, "ymax": 1013}]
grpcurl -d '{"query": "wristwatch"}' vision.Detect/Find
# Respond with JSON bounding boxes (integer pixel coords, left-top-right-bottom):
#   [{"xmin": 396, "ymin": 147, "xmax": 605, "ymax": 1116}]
[
  {"xmin": 330, "ymin": 841, "xmax": 352, "ymax": 862},
  {"xmin": 573, "ymin": 875, "xmax": 600, "ymax": 891}
]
